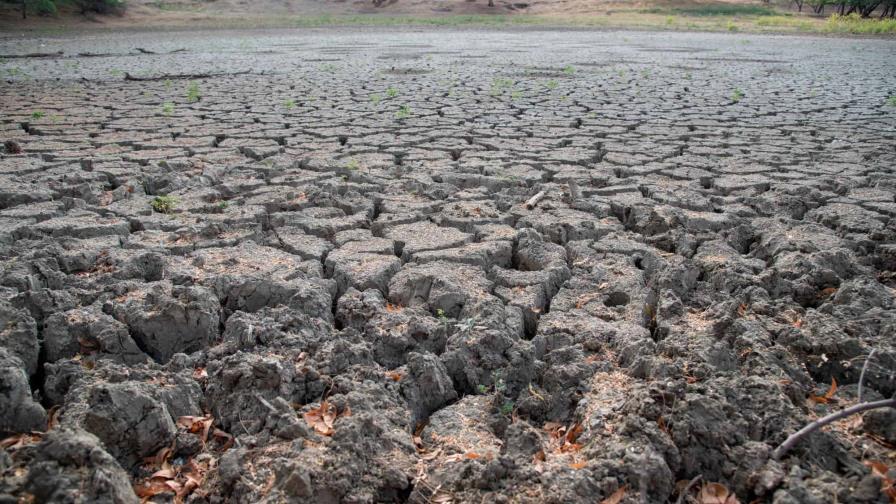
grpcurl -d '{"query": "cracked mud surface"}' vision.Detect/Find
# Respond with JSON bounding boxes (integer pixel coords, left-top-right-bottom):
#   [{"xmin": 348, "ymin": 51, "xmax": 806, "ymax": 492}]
[{"xmin": 1, "ymin": 28, "xmax": 896, "ymax": 503}]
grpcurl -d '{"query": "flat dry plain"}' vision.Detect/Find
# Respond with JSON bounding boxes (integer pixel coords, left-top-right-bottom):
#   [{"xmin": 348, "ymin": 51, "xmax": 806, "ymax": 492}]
[{"xmin": 0, "ymin": 27, "xmax": 895, "ymax": 503}]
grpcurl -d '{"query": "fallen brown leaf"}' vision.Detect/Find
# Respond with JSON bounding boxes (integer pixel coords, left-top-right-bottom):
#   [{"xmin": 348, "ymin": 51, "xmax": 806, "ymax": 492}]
[
  {"xmin": 697, "ymin": 482, "xmax": 740, "ymax": 504},
  {"xmin": 809, "ymin": 377, "xmax": 838, "ymax": 404},
  {"xmin": 212, "ymin": 428, "xmax": 234, "ymax": 451},
  {"xmin": 601, "ymin": 485, "xmax": 627, "ymax": 504},
  {"xmin": 303, "ymin": 400, "xmax": 350, "ymax": 436},
  {"xmin": 0, "ymin": 433, "xmax": 42, "ymax": 451},
  {"xmin": 864, "ymin": 461, "xmax": 896, "ymax": 504},
  {"xmin": 176, "ymin": 415, "xmax": 214, "ymax": 445}
]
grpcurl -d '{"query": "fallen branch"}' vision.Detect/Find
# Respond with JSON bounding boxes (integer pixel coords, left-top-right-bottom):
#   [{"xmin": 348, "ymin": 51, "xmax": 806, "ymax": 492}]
[
  {"xmin": 858, "ymin": 348, "xmax": 877, "ymax": 402},
  {"xmin": 525, "ymin": 191, "xmax": 545, "ymax": 210},
  {"xmin": 123, "ymin": 70, "xmax": 250, "ymax": 81},
  {"xmin": 772, "ymin": 398, "xmax": 896, "ymax": 460}
]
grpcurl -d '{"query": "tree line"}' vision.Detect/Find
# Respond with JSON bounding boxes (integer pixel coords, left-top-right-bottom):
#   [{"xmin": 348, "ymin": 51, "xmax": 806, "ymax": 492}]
[{"xmin": 790, "ymin": 0, "xmax": 896, "ymax": 17}]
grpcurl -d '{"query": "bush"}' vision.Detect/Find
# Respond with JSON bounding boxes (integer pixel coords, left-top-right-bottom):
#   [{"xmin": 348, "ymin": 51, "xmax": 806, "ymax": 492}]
[
  {"xmin": 73, "ymin": 0, "xmax": 126, "ymax": 15},
  {"xmin": 34, "ymin": 0, "xmax": 57, "ymax": 15},
  {"xmin": 825, "ymin": 12, "xmax": 896, "ymax": 33}
]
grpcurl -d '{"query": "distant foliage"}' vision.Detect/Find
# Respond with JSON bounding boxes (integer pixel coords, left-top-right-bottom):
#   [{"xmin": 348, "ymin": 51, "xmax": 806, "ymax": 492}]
[
  {"xmin": 73, "ymin": 0, "xmax": 126, "ymax": 15},
  {"xmin": 34, "ymin": 0, "xmax": 57, "ymax": 15}
]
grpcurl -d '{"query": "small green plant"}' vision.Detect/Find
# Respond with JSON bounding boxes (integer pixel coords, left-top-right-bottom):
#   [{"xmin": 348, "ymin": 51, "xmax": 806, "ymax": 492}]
[
  {"xmin": 345, "ymin": 158, "xmax": 360, "ymax": 170},
  {"xmin": 510, "ymin": 90, "xmax": 522, "ymax": 101},
  {"xmin": 395, "ymin": 105, "xmax": 411, "ymax": 120},
  {"xmin": 30, "ymin": 111, "xmax": 44, "ymax": 120},
  {"xmin": 731, "ymin": 88, "xmax": 744, "ymax": 103},
  {"xmin": 161, "ymin": 102, "xmax": 174, "ymax": 115},
  {"xmin": 562, "ymin": 65, "xmax": 575, "ymax": 75},
  {"xmin": 109, "ymin": 68, "xmax": 124, "ymax": 77},
  {"xmin": 164, "ymin": 79, "xmax": 172, "ymax": 89},
  {"xmin": 151, "ymin": 195, "xmax": 177, "ymax": 214},
  {"xmin": 477, "ymin": 384, "xmax": 488, "ymax": 394},
  {"xmin": 492, "ymin": 370, "xmax": 506, "ymax": 394},
  {"xmin": 490, "ymin": 77, "xmax": 514, "ymax": 96},
  {"xmin": 887, "ymin": 96, "xmax": 896, "ymax": 107},
  {"xmin": 386, "ymin": 87, "xmax": 399, "ymax": 98},
  {"xmin": 545, "ymin": 79, "xmax": 558, "ymax": 90},
  {"xmin": 370, "ymin": 93, "xmax": 382, "ymax": 105},
  {"xmin": 726, "ymin": 20, "xmax": 739, "ymax": 31},
  {"xmin": 186, "ymin": 81, "xmax": 201, "ymax": 103},
  {"xmin": 500, "ymin": 401, "xmax": 514, "ymax": 415},
  {"xmin": 284, "ymin": 99, "xmax": 295, "ymax": 110},
  {"xmin": 217, "ymin": 200, "xmax": 229, "ymax": 210}
]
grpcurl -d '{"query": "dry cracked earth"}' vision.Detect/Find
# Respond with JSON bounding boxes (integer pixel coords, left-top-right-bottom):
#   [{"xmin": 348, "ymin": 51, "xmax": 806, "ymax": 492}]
[{"xmin": 0, "ymin": 28, "xmax": 895, "ymax": 504}]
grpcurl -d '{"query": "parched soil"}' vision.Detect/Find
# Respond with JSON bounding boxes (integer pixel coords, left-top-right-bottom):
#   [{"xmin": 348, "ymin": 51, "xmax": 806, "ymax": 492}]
[{"xmin": 0, "ymin": 28, "xmax": 895, "ymax": 503}]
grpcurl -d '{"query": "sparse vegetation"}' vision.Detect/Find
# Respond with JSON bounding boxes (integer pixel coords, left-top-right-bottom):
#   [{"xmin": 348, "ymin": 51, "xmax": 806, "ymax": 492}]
[
  {"xmin": 283, "ymin": 99, "xmax": 295, "ymax": 110},
  {"xmin": 887, "ymin": 95, "xmax": 896, "ymax": 107},
  {"xmin": 824, "ymin": 13, "xmax": 896, "ymax": 34},
  {"xmin": 731, "ymin": 88, "xmax": 744, "ymax": 102},
  {"xmin": 30, "ymin": 110, "xmax": 44, "ymax": 120},
  {"xmin": 641, "ymin": 4, "xmax": 778, "ymax": 16},
  {"xmin": 489, "ymin": 77, "xmax": 514, "ymax": 96},
  {"xmin": 386, "ymin": 87, "xmax": 399, "ymax": 98},
  {"xmin": 562, "ymin": 65, "xmax": 575, "ymax": 75},
  {"xmin": 370, "ymin": 93, "xmax": 382, "ymax": 105},
  {"xmin": 186, "ymin": 81, "xmax": 201, "ymax": 103},
  {"xmin": 10, "ymin": 6, "xmax": 896, "ymax": 36},
  {"xmin": 161, "ymin": 102, "xmax": 174, "ymax": 115},
  {"xmin": 395, "ymin": 105, "xmax": 411, "ymax": 119},
  {"xmin": 345, "ymin": 158, "xmax": 359, "ymax": 170},
  {"xmin": 151, "ymin": 195, "xmax": 177, "ymax": 214}
]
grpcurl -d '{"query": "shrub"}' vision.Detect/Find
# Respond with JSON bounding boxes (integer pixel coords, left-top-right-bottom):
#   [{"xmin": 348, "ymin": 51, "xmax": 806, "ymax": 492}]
[
  {"xmin": 825, "ymin": 12, "xmax": 896, "ymax": 33},
  {"xmin": 34, "ymin": 0, "xmax": 57, "ymax": 16},
  {"xmin": 151, "ymin": 195, "xmax": 177, "ymax": 214},
  {"xmin": 73, "ymin": 0, "xmax": 126, "ymax": 15}
]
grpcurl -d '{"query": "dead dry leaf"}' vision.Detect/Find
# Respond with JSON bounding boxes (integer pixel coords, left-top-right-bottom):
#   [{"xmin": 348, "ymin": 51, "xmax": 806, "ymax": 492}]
[
  {"xmin": 809, "ymin": 377, "xmax": 838, "ymax": 404},
  {"xmin": 176, "ymin": 415, "xmax": 214, "ymax": 445},
  {"xmin": 303, "ymin": 400, "xmax": 350, "ymax": 436},
  {"xmin": 601, "ymin": 485, "xmax": 627, "ymax": 504},
  {"xmin": 697, "ymin": 482, "xmax": 740, "ymax": 504},
  {"xmin": 864, "ymin": 461, "xmax": 896, "ymax": 504},
  {"xmin": 0, "ymin": 433, "xmax": 42, "ymax": 451}
]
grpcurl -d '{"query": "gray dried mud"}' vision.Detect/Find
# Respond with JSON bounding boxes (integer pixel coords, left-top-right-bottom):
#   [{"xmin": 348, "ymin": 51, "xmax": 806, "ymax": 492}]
[{"xmin": 0, "ymin": 27, "xmax": 895, "ymax": 504}]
